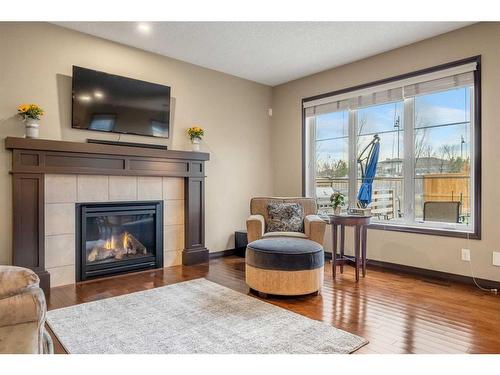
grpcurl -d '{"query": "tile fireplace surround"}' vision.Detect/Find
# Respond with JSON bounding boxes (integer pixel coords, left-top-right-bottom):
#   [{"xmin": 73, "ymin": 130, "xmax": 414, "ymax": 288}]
[
  {"xmin": 5, "ymin": 137, "xmax": 210, "ymax": 294},
  {"xmin": 45, "ymin": 174, "xmax": 185, "ymax": 287}
]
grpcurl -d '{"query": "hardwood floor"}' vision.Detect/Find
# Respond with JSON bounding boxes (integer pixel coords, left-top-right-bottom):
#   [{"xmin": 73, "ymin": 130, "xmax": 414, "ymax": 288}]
[{"xmin": 47, "ymin": 256, "xmax": 500, "ymax": 354}]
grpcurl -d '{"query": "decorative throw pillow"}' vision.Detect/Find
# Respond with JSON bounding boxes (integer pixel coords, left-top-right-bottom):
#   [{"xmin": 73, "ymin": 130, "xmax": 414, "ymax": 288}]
[{"xmin": 266, "ymin": 202, "xmax": 304, "ymax": 233}]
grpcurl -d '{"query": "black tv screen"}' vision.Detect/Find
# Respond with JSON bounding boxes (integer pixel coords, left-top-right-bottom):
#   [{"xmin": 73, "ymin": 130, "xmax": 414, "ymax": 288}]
[{"xmin": 72, "ymin": 66, "xmax": 170, "ymax": 138}]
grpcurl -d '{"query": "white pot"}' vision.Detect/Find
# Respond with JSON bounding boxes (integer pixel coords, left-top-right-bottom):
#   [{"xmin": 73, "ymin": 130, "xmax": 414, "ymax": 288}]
[
  {"xmin": 25, "ymin": 118, "xmax": 40, "ymax": 139},
  {"xmin": 191, "ymin": 138, "xmax": 201, "ymax": 151},
  {"xmin": 334, "ymin": 206, "xmax": 341, "ymax": 215}
]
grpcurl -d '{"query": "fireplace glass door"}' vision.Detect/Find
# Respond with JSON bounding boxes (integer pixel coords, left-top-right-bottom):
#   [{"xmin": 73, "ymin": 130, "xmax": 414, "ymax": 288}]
[{"xmin": 76, "ymin": 201, "xmax": 163, "ymax": 281}]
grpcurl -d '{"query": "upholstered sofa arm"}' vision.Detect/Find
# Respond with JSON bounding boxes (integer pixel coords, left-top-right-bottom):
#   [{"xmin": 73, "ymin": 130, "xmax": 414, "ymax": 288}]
[
  {"xmin": 0, "ymin": 287, "xmax": 46, "ymax": 328},
  {"xmin": 43, "ymin": 329, "xmax": 54, "ymax": 354},
  {"xmin": 0, "ymin": 266, "xmax": 51, "ymax": 354},
  {"xmin": 0, "ymin": 266, "xmax": 39, "ymax": 299},
  {"xmin": 246, "ymin": 214, "xmax": 265, "ymax": 243},
  {"xmin": 304, "ymin": 214, "xmax": 327, "ymax": 246}
]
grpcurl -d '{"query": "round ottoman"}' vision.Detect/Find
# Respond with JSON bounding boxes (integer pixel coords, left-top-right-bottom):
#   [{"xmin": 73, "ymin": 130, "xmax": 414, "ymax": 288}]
[{"xmin": 245, "ymin": 237, "xmax": 324, "ymax": 296}]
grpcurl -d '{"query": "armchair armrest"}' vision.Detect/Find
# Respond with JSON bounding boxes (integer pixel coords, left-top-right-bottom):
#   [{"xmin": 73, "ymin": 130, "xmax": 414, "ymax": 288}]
[
  {"xmin": 246, "ymin": 214, "xmax": 265, "ymax": 243},
  {"xmin": 43, "ymin": 330, "xmax": 54, "ymax": 354},
  {"xmin": 0, "ymin": 266, "xmax": 39, "ymax": 299},
  {"xmin": 0, "ymin": 287, "xmax": 46, "ymax": 328},
  {"xmin": 304, "ymin": 214, "xmax": 327, "ymax": 246}
]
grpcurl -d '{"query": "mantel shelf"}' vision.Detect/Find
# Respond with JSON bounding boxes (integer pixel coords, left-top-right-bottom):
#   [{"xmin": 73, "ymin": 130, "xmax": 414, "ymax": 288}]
[{"xmin": 5, "ymin": 137, "xmax": 210, "ymax": 162}]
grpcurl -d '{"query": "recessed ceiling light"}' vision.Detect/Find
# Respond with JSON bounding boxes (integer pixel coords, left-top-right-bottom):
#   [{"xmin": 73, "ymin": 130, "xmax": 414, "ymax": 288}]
[
  {"xmin": 94, "ymin": 91, "xmax": 104, "ymax": 99},
  {"xmin": 137, "ymin": 23, "xmax": 151, "ymax": 34}
]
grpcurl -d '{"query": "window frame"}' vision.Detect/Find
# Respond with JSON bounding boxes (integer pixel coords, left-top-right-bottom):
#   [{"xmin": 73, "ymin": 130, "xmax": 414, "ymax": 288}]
[{"xmin": 301, "ymin": 56, "xmax": 481, "ymax": 239}]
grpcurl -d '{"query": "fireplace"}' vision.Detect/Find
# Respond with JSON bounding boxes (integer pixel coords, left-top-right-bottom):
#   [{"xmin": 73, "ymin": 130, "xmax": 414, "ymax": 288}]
[{"xmin": 76, "ymin": 201, "xmax": 163, "ymax": 281}]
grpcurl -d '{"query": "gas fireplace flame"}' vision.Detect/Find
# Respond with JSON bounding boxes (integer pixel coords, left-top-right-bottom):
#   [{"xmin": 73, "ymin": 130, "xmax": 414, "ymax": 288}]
[
  {"xmin": 87, "ymin": 231, "xmax": 146, "ymax": 262},
  {"xmin": 103, "ymin": 232, "xmax": 131, "ymax": 251},
  {"xmin": 123, "ymin": 232, "xmax": 130, "ymax": 250},
  {"xmin": 104, "ymin": 236, "xmax": 115, "ymax": 250}
]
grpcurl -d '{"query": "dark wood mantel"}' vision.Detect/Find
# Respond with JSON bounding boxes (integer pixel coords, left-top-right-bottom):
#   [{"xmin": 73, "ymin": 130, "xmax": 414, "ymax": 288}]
[{"xmin": 5, "ymin": 137, "xmax": 210, "ymax": 294}]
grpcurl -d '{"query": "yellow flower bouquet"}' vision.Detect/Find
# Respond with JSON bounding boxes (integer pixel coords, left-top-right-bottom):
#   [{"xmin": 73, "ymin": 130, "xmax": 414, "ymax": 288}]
[
  {"xmin": 187, "ymin": 126, "xmax": 204, "ymax": 141},
  {"xmin": 17, "ymin": 104, "xmax": 44, "ymax": 120},
  {"xmin": 17, "ymin": 104, "xmax": 44, "ymax": 138}
]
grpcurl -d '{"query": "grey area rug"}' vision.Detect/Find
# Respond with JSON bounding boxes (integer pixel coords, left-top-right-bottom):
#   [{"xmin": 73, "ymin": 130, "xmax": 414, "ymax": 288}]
[{"xmin": 47, "ymin": 278, "xmax": 367, "ymax": 354}]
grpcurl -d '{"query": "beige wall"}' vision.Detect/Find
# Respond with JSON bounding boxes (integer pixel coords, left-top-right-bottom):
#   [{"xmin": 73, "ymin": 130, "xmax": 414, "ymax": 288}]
[
  {"xmin": 2, "ymin": 21, "xmax": 500, "ymax": 283},
  {"xmin": 0, "ymin": 22, "xmax": 274, "ymax": 264},
  {"xmin": 271, "ymin": 22, "xmax": 500, "ymax": 281}
]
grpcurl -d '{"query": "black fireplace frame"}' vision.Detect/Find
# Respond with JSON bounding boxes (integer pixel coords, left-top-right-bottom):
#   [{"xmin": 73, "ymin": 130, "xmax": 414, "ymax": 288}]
[{"xmin": 75, "ymin": 201, "xmax": 164, "ymax": 281}]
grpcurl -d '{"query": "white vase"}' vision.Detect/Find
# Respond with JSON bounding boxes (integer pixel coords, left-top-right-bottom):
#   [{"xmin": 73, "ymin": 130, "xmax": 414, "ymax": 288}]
[
  {"xmin": 334, "ymin": 206, "xmax": 341, "ymax": 215},
  {"xmin": 25, "ymin": 118, "xmax": 40, "ymax": 139},
  {"xmin": 191, "ymin": 138, "xmax": 201, "ymax": 151}
]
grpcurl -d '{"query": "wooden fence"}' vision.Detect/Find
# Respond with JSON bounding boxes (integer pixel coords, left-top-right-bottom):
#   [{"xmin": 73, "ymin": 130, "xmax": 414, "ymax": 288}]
[{"xmin": 422, "ymin": 173, "xmax": 470, "ymax": 213}]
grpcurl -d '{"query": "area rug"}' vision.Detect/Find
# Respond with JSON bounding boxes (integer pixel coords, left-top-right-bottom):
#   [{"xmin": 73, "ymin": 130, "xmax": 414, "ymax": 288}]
[{"xmin": 47, "ymin": 278, "xmax": 367, "ymax": 354}]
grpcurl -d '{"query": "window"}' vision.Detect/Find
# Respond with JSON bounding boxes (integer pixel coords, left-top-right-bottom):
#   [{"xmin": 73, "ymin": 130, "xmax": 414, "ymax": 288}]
[
  {"xmin": 303, "ymin": 57, "xmax": 481, "ymax": 238},
  {"xmin": 313, "ymin": 110, "xmax": 350, "ymax": 209}
]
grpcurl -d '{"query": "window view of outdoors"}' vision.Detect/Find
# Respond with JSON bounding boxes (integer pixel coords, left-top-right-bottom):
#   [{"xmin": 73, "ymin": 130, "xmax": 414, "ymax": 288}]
[
  {"xmin": 315, "ymin": 110, "xmax": 349, "ymax": 211},
  {"xmin": 357, "ymin": 102, "xmax": 404, "ymax": 221},
  {"xmin": 414, "ymin": 88, "xmax": 471, "ymax": 225},
  {"xmin": 313, "ymin": 86, "xmax": 472, "ymax": 228}
]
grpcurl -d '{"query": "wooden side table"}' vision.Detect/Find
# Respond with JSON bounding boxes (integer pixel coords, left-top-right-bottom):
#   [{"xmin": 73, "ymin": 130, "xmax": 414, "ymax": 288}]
[{"xmin": 328, "ymin": 215, "xmax": 371, "ymax": 282}]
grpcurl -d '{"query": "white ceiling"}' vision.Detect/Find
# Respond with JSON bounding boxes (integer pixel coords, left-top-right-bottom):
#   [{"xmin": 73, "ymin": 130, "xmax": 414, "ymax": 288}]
[{"xmin": 54, "ymin": 22, "xmax": 474, "ymax": 86}]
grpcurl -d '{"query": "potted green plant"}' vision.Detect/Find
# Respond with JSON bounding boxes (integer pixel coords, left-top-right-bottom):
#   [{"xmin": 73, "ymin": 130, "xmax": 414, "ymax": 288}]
[{"xmin": 330, "ymin": 191, "xmax": 345, "ymax": 215}]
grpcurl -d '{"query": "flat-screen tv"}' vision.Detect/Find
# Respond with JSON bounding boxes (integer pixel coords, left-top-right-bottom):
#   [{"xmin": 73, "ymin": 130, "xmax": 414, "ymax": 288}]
[{"xmin": 72, "ymin": 66, "xmax": 170, "ymax": 138}]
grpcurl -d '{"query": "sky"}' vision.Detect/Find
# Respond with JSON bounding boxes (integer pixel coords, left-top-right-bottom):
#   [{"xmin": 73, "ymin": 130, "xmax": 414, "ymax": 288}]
[{"xmin": 315, "ymin": 86, "xmax": 472, "ymax": 168}]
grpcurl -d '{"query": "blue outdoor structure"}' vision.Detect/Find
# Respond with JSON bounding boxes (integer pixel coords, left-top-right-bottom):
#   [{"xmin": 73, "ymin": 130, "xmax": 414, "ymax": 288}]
[{"xmin": 357, "ymin": 137, "xmax": 380, "ymax": 208}]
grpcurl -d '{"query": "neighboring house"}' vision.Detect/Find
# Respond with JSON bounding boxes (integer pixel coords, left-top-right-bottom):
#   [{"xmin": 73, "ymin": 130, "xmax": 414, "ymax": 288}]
[{"xmin": 377, "ymin": 157, "xmax": 453, "ymax": 176}]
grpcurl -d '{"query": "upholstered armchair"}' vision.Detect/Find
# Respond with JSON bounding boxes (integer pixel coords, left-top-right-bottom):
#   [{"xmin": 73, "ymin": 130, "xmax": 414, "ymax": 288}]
[
  {"xmin": 0, "ymin": 266, "xmax": 53, "ymax": 354},
  {"xmin": 246, "ymin": 197, "xmax": 326, "ymax": 245}
]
